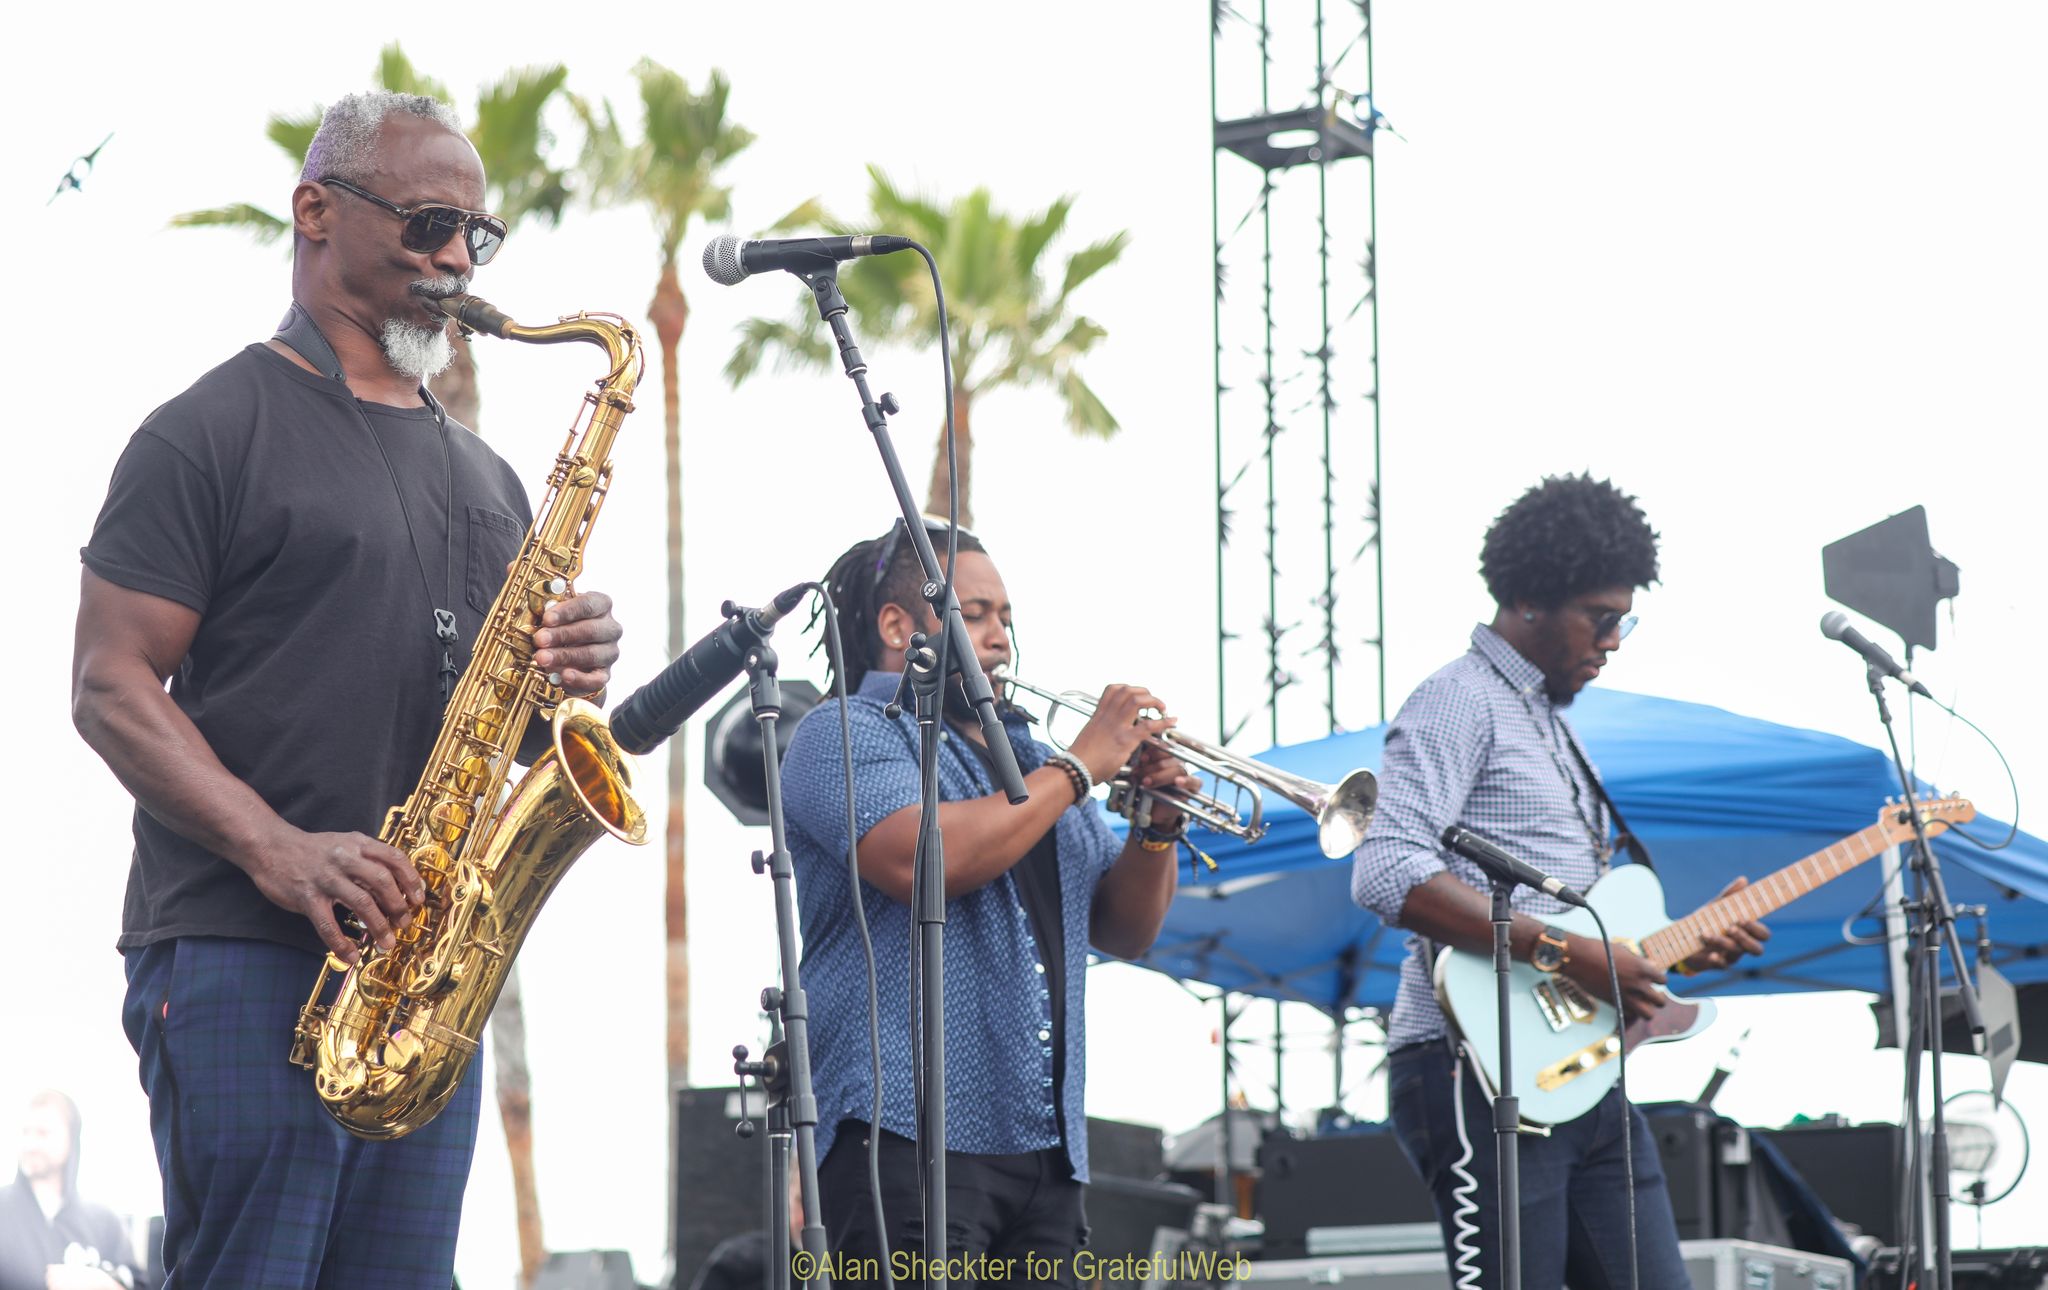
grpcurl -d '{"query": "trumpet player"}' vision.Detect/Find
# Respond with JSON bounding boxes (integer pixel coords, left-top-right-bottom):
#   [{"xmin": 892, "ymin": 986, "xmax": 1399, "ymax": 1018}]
[
  {"xmin": 70, "ymin": 91, "xmax": 622, "ymax": 1290},
  {"xmin": 781, "ymin": 518, "xmax": 1198, "ymax": 1289}
]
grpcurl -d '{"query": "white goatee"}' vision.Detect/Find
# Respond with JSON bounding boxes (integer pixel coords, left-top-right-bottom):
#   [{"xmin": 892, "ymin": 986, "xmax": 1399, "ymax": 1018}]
[{"xmin": 379, "ymin": 275, "xmax": 471, "ymax": 381}]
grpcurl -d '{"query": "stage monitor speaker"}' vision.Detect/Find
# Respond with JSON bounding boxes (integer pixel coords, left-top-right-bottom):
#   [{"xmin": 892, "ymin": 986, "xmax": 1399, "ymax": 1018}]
[
  {"xmin": 1644, "ymin": 1104, "xmax": 1800, "ymax": 1248},
  {"xmin": 1867, "ymin": 1247, "xmax": 2048, "ymax": 1290},
  {"xmin": 1084, "ymin": 1175, "xmax": 1205, "ymax": 1268},
  {"xmin": 1756, "ymin": 1120, "xmax": 1904, "ymax": 1247},
  {"xmin": 1086, "ymin": 1115, "xmax": 1167, "ymax": 1181},
  {"xmin": 673, "ymin": 1086, "xmax": 769, "ymax": 1290},
  {"xmin": 532, "ymin": 1248, "xmax": 641, "ymax": 1290},
  {"xmin": 1255, "ymin": 1128, "xmax": 1438, "ymax": 1260}
]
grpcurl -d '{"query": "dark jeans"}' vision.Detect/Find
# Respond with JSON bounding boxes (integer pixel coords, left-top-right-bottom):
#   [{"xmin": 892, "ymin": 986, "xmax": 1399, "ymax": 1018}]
[
  {"xmin": 1387, "ymin": 1040, "xmax": 1691, "ymax": 1290},
  {"xmin": 816, "ymin": 1122, "xmax": 1086, "ymax": 1288}
]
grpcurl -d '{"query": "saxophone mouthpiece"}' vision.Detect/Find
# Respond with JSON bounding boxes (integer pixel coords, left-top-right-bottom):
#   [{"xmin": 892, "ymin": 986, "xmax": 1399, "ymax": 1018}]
[{"xmin": 431, "ymin": 293, "xmax": 512, "ymax": 338}]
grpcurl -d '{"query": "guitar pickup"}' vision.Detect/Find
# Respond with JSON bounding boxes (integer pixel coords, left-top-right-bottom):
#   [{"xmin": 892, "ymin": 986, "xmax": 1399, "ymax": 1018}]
[
  {"xmin": 1535, "ymin": 1034, "xmax": 1623, "ymax": 1090},
  {"xmin": 1531, "ymin": 978, "xmax": 1599, "ymax": 1033}
]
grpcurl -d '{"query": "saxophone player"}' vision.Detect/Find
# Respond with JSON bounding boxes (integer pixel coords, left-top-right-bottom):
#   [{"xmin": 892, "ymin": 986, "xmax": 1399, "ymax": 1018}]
[
  {"xmin": 778, "ymin": 519, "xmax": 1197, "ymax": 1289},
  {"xmin": 70, "ymin": 91, "xmax": 623, "ymax": 1290}
]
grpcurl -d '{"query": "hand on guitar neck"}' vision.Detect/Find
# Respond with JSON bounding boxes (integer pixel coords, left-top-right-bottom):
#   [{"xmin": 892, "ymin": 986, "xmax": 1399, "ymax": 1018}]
[
  {"xmin": 1561, "ymin": 876, "xmax": 1770, "ymax": 1018},
  {"xmin": 1404, "ymin": 872, "xmax": 1773, "ymax": 1023}
]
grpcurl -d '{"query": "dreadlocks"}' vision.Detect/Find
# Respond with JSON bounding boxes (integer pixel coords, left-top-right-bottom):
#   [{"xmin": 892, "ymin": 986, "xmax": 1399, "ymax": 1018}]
[
  {"xmin": 818, "ymin": 522, "xmax": 989, "ymax": 698},
  {"xmin": 1479, "ymin": 473, "xmax": 1660, "ymax": 608}
]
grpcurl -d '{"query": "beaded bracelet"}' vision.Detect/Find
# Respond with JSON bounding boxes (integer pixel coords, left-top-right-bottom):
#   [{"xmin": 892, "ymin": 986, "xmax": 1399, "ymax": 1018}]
[{"xmin": 1044, "ymin": 751, "xmax": 1093, "ymax": 805}]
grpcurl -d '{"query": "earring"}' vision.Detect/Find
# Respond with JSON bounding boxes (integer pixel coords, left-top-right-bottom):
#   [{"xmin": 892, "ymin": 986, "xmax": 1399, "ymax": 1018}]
[{"xmin": 1523, "ymin": 611, "xmax": 1536, "ymax": 622}]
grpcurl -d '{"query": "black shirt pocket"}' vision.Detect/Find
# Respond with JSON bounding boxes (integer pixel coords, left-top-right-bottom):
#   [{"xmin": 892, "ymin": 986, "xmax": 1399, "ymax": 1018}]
[{"xmin": 465, "ymin": 505, "xmax": 526, "ymax": 615}]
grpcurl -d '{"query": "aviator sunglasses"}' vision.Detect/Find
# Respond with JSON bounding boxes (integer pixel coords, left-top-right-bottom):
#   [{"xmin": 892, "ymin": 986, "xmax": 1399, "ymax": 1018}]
[{"xmin": 319, "ymin": 176, "xmax": 508, "ymax": 265}]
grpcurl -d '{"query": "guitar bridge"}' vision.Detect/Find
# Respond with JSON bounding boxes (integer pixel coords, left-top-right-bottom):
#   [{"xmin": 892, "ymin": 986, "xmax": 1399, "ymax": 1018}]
[
  {"xmin": 1531, "ymin": 978, "xmax": 1599, "ymax": 1033},
  {"xmin": 1535, "ymin": 1033, "xmax": 1622, "ymax": 1090}
]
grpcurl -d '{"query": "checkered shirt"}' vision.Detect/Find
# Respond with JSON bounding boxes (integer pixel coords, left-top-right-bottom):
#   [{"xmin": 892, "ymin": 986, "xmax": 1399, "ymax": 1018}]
[
  {"xmin": 1351, "ymin": 625, "xmax": 1615, "ymax": 1046},
  {"xmin": 781, "ymin": 671, "xmax": 1126, "ymax": 1181}
]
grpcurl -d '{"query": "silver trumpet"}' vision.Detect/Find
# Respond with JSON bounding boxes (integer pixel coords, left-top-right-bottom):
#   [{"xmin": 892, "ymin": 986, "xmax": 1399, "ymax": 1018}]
[{"xmin": 995, "ymin": 671, "xmax": 1377, "ymax": 860}]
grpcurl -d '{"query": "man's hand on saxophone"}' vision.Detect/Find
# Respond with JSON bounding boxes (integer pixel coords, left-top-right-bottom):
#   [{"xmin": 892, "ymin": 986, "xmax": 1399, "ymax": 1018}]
[
  {"xmin": 521, "ymin": 578, "xmax": 623, "ymax": 699},
  {"xmin": 244, "ymin": 826, "xmax": 425, "ymax": 964}
]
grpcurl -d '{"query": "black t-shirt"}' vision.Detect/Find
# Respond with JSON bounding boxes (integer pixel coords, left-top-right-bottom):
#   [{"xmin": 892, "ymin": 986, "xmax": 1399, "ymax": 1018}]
[
  {"xmin": 81, "ymin": 343, "xmax": 533, "ymax": 954},
  {"xmin": 954, "ymin": 728, "xmax": 1070, "ymax": 1144}
]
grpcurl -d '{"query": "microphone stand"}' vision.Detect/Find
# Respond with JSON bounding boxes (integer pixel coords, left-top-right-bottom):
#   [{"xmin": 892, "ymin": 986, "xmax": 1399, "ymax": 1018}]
[
  {"xmin": 727, "ymin": 636, "xmax": 831, "ymax": 1290},
  {"xmin": 1488, "ymin": 878, "xmax": 1524, "ymax": 1290},
  {"xmin": 1867, "ymin": 662, "xmax": 1980, "ymax": 1290},
  {"xmin": 792, "ymin": 259, "xmax": 1030, "ymax": 1290}
]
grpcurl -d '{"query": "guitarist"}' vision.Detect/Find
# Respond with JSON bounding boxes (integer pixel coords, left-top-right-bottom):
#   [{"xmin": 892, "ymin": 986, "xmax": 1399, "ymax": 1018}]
[{"xmin": 1351, "ymin": 474, "xmax": 1770, "ymax": 1290}]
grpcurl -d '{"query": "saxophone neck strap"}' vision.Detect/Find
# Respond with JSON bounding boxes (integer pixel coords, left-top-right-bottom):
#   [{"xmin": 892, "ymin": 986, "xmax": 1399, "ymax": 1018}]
[
  {"xmin": 274, "ymin": 300, "xmax": 348, "ymax": 384},
  {"xmin": 273, "ymin": 300, "xmax": 444, "ymax": 419}
]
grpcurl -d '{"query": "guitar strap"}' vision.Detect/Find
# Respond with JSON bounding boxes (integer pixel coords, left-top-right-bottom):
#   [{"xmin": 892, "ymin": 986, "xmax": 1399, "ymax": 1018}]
[{"xmin": 1559, "ymin": 723, "xmax": 1656, "ymax": 873}]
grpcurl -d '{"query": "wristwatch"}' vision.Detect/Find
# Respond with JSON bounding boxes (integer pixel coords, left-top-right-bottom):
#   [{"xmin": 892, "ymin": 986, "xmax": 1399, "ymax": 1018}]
[{"xmin": 1530, "ymin": 924, "xmax": 1571, "ymax": 974}]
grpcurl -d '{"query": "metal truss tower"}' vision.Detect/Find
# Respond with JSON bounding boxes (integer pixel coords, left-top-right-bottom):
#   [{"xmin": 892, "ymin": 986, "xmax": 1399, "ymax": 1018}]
[{"xmin": 1212, "ymin": 0, "xmax": 1385, "ymax": 748}]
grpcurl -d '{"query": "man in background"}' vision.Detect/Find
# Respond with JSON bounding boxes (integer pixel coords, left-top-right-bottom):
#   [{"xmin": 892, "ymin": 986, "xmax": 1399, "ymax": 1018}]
[{"xmin": 0, "ymin": 1090, "xmax": 144, "ymax": 1290}]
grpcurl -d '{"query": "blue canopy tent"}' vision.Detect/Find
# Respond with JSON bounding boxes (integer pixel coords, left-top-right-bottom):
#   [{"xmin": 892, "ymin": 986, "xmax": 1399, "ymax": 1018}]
[{"xmin": 1129, "ymin": 688, "xmax": 2048, "ymax": 1015}]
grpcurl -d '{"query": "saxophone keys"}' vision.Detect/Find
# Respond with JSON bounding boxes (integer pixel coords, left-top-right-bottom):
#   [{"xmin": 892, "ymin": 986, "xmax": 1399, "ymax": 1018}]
[
  {"xmin": 316, "ymin": 1057, "xmax": 368, "ymax": 1101},
  {"xmin": 426, "ymin": 802, "xmax": 471, "ymax": 845}
]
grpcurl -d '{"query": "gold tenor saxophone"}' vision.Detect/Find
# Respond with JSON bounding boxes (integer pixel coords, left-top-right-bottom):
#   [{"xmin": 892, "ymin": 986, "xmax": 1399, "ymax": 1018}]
[{"xmin": 289, "ymin": 294, "xmax": 649, "ymax": 1140}]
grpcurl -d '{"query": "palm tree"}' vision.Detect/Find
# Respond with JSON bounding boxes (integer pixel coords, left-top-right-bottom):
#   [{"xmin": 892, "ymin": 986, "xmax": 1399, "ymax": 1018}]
[
  {"xmin": 572, "ymin": 60, "xmax": 756, "ymax": 1100},
  {"xmin": 173, "ymin": 46, "xmax": 571, "ymax": 1288},
  {"xmin": 725, "ymin": 167, "xmax": 1128, "ymax": 527},
  {"xmin": 171, "ymin": 43, "xmax": 571, "ymax": 430}
]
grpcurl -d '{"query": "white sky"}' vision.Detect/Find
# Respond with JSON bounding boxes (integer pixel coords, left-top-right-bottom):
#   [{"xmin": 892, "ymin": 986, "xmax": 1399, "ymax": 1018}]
[{"xmin": 5, "ymin": 3, "xmax": 2045, "ymax": 1287}]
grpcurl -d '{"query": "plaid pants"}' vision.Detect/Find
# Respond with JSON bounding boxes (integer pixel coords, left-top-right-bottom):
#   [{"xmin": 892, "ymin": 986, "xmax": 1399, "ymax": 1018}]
[{"xmin": 122, "ymin": 937, "xmax": 481, "ymax": 1289}]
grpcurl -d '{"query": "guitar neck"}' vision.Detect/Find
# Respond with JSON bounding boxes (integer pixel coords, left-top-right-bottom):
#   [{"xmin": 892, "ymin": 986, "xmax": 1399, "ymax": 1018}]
[{"xmin": 1639, "ymin": 819, "xmax": 1896, "ymax": 970}]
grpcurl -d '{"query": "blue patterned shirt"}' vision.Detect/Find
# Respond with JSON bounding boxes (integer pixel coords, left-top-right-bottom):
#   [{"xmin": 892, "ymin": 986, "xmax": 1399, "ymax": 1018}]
[
  {"xmin": 1351, "ymin": 625, "xmax": 1616, "ymax": 1046},
  {"xmin": 782, "ymin": 671, "xmax": 1126, "ymax": 1180}
]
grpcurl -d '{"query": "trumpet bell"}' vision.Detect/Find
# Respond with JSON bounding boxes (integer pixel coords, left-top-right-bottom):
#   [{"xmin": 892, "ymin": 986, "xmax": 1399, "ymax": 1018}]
[{"xmin": 1316, "ymin": 768, "xmax": 1379, "ymax": 859}]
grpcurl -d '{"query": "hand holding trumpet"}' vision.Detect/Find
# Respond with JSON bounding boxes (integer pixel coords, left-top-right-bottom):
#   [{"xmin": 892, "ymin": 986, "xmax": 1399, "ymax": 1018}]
[{"xmin": 1064, "ymin": 685, "xmax": 1202, "ymax": 829}]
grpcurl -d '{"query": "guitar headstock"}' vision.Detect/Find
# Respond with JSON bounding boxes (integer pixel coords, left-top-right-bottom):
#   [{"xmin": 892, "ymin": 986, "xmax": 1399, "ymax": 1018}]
[{"xmin": 1875, "ymin": 793, "xmax": 1977, "ymax": 841}]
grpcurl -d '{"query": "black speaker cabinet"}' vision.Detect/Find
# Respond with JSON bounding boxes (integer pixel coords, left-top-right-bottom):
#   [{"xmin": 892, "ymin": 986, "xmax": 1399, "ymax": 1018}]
[
  {"xmin": 673, "ymin": 1086, "xmax": 769, "ymax": 1290},
  {"xmin": 1255, "ymin": 1128, "xmax": 1438, "ymax": 1259},
  {"xmin": 1085, "ymin": 1116, "xmax": 1167, "ymax": 1182},
  {"xmin": 1084, "ymin": 1175, "xmax": 1205, "ymax": 1266},
  {"xmin": 1757, "ymin": 1119, "xmax": 1905, "ymax": 1246}
]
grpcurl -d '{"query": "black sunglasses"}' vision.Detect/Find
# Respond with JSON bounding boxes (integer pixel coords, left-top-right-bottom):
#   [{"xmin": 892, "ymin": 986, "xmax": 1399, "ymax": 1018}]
[
  {"xmin": 873, "ymin": 515, "xmax": 978, "ymax": 580},
  {"xmin": 319, "ymin": 176, "xmax": 507, "ymax": 266}
]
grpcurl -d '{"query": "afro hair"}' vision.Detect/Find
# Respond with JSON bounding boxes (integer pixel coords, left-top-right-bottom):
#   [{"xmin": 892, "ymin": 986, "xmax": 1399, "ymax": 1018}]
[{"xmin": 1479, "ymin": 474, "xmax": 1660, "ymax": 609}]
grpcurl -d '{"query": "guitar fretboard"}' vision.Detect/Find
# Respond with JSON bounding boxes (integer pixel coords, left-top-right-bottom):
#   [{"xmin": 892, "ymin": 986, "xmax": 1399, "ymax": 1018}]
[{"xmin": 1638, "ymin": 819, "xmax": 1897, "ymax": 970}]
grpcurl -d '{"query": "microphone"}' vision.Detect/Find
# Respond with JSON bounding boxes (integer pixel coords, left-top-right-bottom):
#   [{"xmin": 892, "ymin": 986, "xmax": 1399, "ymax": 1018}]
[
  {"xmin": 1819, "ymin": 611, "xmax": 1934, "ymax": 699},
  {"xmin": 1439, "ymin": 826, "xmax": 1590, "ymax": 909},
  {"xmin": 608, "ymin": 585, "xmax": 810, "ymax": 756},
  {"xmin": 702, "ymin": 234, "xmax": 914, "ymax": 286}
]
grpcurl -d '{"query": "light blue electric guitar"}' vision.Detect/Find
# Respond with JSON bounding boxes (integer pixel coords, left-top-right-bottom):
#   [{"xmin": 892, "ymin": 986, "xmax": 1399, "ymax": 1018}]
[{"xmin": 1434, "ymin": 795, "xmax": 1976, "ymax": 1126}]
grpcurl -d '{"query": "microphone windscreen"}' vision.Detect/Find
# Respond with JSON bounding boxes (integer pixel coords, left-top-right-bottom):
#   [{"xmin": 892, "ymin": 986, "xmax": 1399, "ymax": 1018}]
[
  {"xmin": 1820, "ymin": 610, "xmax": 1850, "ymax": 640},
  {"xmin": 703, "ymin": 236, "xmax": 748, "ymax": 286}
]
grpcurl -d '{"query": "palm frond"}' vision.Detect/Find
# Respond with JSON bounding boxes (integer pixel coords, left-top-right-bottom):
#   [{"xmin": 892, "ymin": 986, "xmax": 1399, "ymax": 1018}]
[
  {"xmin": 1013, "ymin": 195, "xmax": 1073, "ymax": 275},
  {"xmin": 474, "ymin": 64, "xmax": 572, "ymax": 228},
  {"xmin": 1058, "ymin": 368, "xmax": 1119, "ymax": 440},
  {"xmin": 169, "ymin": 204, "xmax": 291, "ymax": 244},
  {"xmin": 864, "ymin": 165, "xmax": 949, "ymax": 243},
  {"xmin": 724, "ymin": 312, "xmax": 835, "ymax": 385},
  {"xmin": 1059, "ymin": 231, "xmax": 1129, "ymax": 301},
  {"xmin": 376, "ymin": 43, "xmax": 451, "ymax": 102},
  {"xmin": 267, "ymin": 111, "xmax": 321, "ymax": 170}
]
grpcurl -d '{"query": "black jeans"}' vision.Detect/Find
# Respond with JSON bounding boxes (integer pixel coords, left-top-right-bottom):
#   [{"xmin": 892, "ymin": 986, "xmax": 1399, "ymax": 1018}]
[
  {"xmin": 1387, "ymin": 1040, "xmax": 1692, "ymax": 1290},
  {"xmin": 816, "ymin": 1122, "xmax": 1087, "ymax": 1288}
]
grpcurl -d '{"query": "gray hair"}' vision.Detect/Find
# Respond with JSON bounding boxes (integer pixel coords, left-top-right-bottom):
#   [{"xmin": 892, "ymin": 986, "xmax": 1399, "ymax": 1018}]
[{"xmin": 301, "ymin": 91, "xmax": 463, "ymax": 185}]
